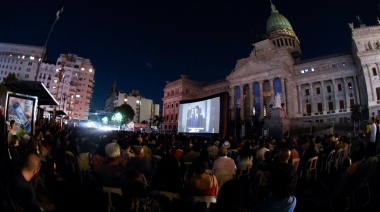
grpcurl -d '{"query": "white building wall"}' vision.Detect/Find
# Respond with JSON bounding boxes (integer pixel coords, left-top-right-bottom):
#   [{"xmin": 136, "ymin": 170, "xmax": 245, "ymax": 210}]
[
  {"xmin": 140, "ymin": 98, "xmax": 152, "ymax": 122},
  {"xmin": 0, "ymin": 43, "xmax": 44, "ymax": 83}
]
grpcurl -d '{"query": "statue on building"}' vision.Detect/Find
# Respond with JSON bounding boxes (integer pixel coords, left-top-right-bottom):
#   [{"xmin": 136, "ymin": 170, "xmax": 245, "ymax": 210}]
[{"xmin": 273, "ymin": 92, "xmax": 283, "ymax": 108}]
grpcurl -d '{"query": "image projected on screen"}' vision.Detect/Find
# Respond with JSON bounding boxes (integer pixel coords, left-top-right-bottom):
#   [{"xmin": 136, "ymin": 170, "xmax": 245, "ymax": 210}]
[{"xmin": 178, "ymin": 96, "xmax": 220, "ymax": 133}]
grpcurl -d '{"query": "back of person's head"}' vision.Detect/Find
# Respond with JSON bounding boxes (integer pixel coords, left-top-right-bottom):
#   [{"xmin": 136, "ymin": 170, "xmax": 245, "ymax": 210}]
[
  {"xmin": 193, "ymin": 156, "xmax": 209, "ymax": 175},
  {"xmin": 105, "ymin": 143, "xmax": 121, "ymax": 158},
  {"xmin": 215, "ymin": 179, "xmax": 245, "ymax": 212},
  {"xmin": 278, "ymin": 148, "xmax": 291, "ymax": 163},
  {"xmin": 358, "ymin": 133, "xmax": 364, "ymax": 140},
  {"xmin": 22, "ymin": 153, "xmax": 41, "ymax": 173},
  {"xmin": 10, "ymin": 120, "xmax": 16, "ymax": 128},
  {"xmin": 124, "ymin": 169, "xmax": 148, "ymax": 198},
  {"xmin": 268, "ymin": 162, "xmax": 296, "ymax": 199},
  {"xmin": 133, "ymin": 145, "xmax": 144, "ymax": 156},
  {"xmin": 218, "ymin": 146, "xmax": 228, "ymax": 157},
  {"xmin": 9, "ymin": 134, "xmax": 19, "ymax": 147}
]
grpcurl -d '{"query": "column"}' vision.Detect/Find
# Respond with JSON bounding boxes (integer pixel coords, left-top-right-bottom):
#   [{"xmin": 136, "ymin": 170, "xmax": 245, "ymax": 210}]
[
  {"xmin": 297, "ymin": 84, "xmax": 302, "ymax": 114},
  {"xmin": 230, "ymin": 88, "xmax": 235, "ymax": 120},
  {"xmin": 281, "ymin": 78, "xmax": 286, "ymax": 112},
  {"xmin": 343, "ymin": 77, "xmax": 349, "ymax": 108},
  {"xmin": 366, "ymin": 64, "xmax": 375, "ymax": 101},
  {"xmin": 270, "ymin": 78, "xmax": 274, "ymax": 103},
  {"xmin": 321, "ymin": 81, "xmax": 325, "ymax": 112},
  {"xmin": 260, "ymin": 81, "xmax": 264, "ymax": 118},
  {"xmin": 249, "ymin": 83, "xmax": 254, "ymax": 115},
  {"xmin": 240, "ymin": 85, "xmax": 244, "ymax": 120},
  {"xmin": 331, "ymin": 79, "xmax": 338, "ymax": 110},
  {"xmin": 309, "ymin": 83, "xmax": 314, "ymax": 113}
]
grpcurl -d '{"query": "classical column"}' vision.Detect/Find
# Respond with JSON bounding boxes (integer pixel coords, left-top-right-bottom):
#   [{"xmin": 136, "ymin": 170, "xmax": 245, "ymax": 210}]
[
  {"xmin": 297, "ymin": 84, "xmax": 302, "ymax": 114},
  {"xmin": 281, "ymin": 78, "xmax": 286, "ymax": 113},
  {"xmin": 331, "ymin": 79, "xmax": 337, "ymax": 110},
  {"xmin": 343, "ymin": 77, "xmax": 349, "ymax": 108},
  {"xmin": 230, "ymin": 88, "xmax": 235, "ymax": 120},
  {"xmin": 270, "ymin": 78, "xmax": 274, "ymax": 103},
  {"xmin": 260, "ymin": 81, "xmax": 264, "ymax": 118},
  {"xmin": 240, "ymin": 85, "xmax": 244, "ymax": 120},
  {"xmin": 321, "ymin": 81, "xmax": 325, "ymax": 112},
  {"xmin": 366, "ymin": 64, "xmax": 375, "ymax": 101},
  {"xmin": 309, "ymin": 83, "xmax": 314, "ymax": 113},
  {"xmin": 249, "ymin": 83, "xmax": 254, "ymax": 115}
]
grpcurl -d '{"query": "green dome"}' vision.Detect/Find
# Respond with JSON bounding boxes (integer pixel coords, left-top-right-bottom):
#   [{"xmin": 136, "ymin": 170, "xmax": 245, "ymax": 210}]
[{"xmin": 266, "ymin": 4, "xmax": 293, "ymax": 34}]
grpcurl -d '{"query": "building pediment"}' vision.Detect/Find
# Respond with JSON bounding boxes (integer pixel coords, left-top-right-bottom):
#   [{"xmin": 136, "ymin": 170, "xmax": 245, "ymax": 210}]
[{"xmin": 227, "ymin": 59, "xmax": 282, "ymax": 80}]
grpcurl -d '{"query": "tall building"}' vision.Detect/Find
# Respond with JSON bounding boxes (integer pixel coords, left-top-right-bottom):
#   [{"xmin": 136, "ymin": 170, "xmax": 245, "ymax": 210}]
[
  {"xmin": 0, "ymin": 43, "xmax": 95, "ymax": 122},
  {"xmin": 40, "ymin": 54, "xmax": 95, "ymax": 122},
  {"xmin": 0, "ymin": 43, "xmax": 44, "ymax": 83},
  {"xmin": 162, "ymin": 2, "xmax": 380, "ymax": 134},
  {"xmin": 104, "ymin": 84, "xmax": 159, "ymax": 123}
]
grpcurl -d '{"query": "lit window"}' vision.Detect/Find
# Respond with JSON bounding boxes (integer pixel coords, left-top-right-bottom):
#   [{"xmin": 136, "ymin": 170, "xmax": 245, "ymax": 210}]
[
  {"xmin": 301, "ymin": 70, "xmax": 304, "ymax": 74},
  {"xmin": 89, "ymin": 69, "xmax": 93, "ymax": 72},
  {"xmin": 311, "ymin": 68, "xmax": 315, "ymax": 71},
  {"xmin": 305, "ymin": 69, "xmax": 308, "ymax": 72},
  {"xmin": 22, "ymin": 55, "xmax": 25, "ymax": 59},
  {"xmin": 76, "ymin": 94, "xmax": 80, "ymax": 98},
  {"xmin": 30, "ymin": 56, "xmax": 34, "ymax": 60},
  {"xmin": 54, "ymin": 80, "xmax": 58, "ymax": 83},
  {"xmin": 81, "ymin": 68, "xmax": 85, "ymax": 70}
]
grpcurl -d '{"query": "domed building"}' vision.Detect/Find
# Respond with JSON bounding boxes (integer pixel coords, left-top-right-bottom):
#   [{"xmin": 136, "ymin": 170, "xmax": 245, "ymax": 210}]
[{"xmin": 161, "ymin": 2, "xmax": 380, "ymax": 137}]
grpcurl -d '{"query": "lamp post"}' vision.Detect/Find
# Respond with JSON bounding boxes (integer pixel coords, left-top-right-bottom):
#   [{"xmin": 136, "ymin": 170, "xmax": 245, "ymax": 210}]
[
  {"xmin": 52, "ymin": 57, "xmax": 66, "ymax": 125},
  {"xmin": 35, "ymin": 7, "xmax": 64, "ymax": 82}
]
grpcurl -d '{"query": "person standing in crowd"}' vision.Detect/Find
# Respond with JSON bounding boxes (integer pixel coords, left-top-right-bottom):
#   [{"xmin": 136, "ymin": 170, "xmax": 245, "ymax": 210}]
[
  {"xmin": 368, "ymin": 117, "xmax": 377, "ymax": 157},
  {"xmin": 8, "ymin": 120, "xmax": 17, "ymax": 145}
]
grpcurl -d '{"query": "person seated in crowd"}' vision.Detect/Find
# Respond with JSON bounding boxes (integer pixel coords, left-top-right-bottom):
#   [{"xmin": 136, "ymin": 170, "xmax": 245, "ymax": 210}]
[
  {"xmin": 8, "ymin": 153, "xmax": 43, "ymax": 212},
  {"xmin": 207, "ymin": 140, "xmax": 219, "ymax": 160},
  {"xmin": 120, "ymin": 141, "xmax": 135, "ymax": 162},
  {"xmin": 351, "ymin": 133, "xmax": 366, "ymax": 163},
  {"xmin": 236, "ymin": 142, "xmax": 254, "ymax": 173},
  {"xmin": 151, "ymin": 150, "xmax": 184, "ymax": 194},
  {"xmin": 211, "ymin": 179, "xmax": 245, "ymax": 212},
  {"xmin": 123, "ymin": 169, "xmax": 162, "ymax": 211},
  {"xmin": 256, "ymin": 139, "xmax": 270, "ymax": 164},
  {"xmin": 185, "ymin": 156, "xmax": 218, "ymax": 197},
  {"xmin": 212, "ymin": 147, "xmax": 236, "ymax": 189},
  {"xmin": 100, "ymin": 143, "xmax": 127, "ymax": 188},
  {"xmin": 255, "ymin": 148, "xmax": 297, "ymax": 212},
  {"xmin": 128, "ymin": 145, "xmax": 153, "ymax": 182},
  {"xmin": 298, "ymin": 137, "xmax": 319, "ymax": 176},
  {"xmin": 181, "ymin": 143, "xmax": 200, "ymax": 164}
]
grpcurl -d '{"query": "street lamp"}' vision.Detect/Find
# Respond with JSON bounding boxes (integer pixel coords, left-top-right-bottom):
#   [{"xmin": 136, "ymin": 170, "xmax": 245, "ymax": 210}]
[{"xmin": 35, "ymin": 7, "xmax": 64, "ymax": 82}]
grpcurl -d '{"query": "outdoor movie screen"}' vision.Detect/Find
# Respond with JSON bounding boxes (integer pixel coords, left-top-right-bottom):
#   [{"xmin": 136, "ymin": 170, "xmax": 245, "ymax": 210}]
[{"xmin": 178, "ymin": 96, "xmax": 220, "ymax": 133}]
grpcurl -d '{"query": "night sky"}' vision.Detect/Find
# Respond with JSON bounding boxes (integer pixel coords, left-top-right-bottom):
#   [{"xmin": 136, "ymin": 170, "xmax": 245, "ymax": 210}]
[{"xmin": 0, "ymin": 0, "xmax": 379, "ymax": 110}]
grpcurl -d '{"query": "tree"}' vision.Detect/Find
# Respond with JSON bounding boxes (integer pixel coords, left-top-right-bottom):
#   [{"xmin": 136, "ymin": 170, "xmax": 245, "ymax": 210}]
[
  {"xmin": 113, "ymin": 103, "xmax": 135, "ymax": 125},
  {"xmin": 153, "ymin": 115, "xmax": 164, "ymax": 129},
  {"xmin": 0, "ymin": 73, "xmax": 18, "ymax": 106}
]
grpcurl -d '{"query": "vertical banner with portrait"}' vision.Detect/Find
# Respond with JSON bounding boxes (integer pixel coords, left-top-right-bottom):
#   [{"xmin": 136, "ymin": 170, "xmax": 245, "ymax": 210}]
[{"xmin": 5, "ymin": 92, "xmax": 38, "ymax": 135}]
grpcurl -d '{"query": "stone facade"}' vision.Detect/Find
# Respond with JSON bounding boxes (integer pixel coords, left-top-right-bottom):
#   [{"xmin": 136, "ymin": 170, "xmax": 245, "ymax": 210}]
[{"xmin": 161, "ymin": 3, "xmax": 380, "ymax": 136}]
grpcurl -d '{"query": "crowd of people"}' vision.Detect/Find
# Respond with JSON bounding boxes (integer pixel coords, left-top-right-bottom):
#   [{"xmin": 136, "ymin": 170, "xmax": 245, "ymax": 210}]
[{"xmin": 1, "ymin": 113, "xmax": 380, "ymax": 211}]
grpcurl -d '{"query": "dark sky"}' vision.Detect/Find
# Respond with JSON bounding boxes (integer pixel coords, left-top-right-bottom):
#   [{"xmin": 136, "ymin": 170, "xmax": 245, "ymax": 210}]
[{"xmin": 0, "ymin": 0, "xmax": 379, "ymax": 110}]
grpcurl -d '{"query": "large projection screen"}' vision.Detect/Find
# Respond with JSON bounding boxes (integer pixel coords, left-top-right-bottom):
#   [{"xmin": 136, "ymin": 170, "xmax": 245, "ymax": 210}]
[{"xmin": 178, "ymin": 96, "xmax": 220, "ymax": 133}]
